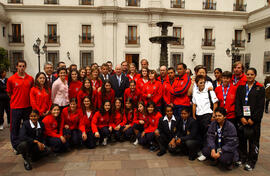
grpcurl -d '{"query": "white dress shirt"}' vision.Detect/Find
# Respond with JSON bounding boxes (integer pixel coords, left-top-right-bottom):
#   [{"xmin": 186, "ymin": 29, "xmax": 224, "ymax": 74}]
[{"xmin": 163, "ymin": 115, "xmax": 176, "ymax": 130}]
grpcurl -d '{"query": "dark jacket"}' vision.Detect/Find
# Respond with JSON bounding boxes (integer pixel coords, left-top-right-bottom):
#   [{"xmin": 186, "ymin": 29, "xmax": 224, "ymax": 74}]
[
  {"xmin": 0, "ymin": 78, "xmax": 9, "ymax": 100},
  {"xmin": 109, "ymin": 74, "xmax": 129, "ymax": 98},
  {"xmin": 235, "ymin": 81, "xmax": 265, "ymax": 123},
  {"xmin": 19, "ymin": 120, "xmax": 45, "ymax": 144},
  {"xmin": 157, "ymin": 116, "xmax": 180, "ymax": 139},
  {"xmin": 176, "ymin": 116, "xmax": 200, "ymax": 142},
  {"xmin": 206, "ymin": 120, "xmax": 239, "ymax": 161},
  {"xmin": 99, "ymin": 74, "xmax": 109, "ymax": 83}
]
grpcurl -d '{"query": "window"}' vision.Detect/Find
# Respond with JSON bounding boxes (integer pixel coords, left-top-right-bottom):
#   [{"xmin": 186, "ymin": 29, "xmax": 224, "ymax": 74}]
[
  {"xmin": 233, "ymin": 30, "xmax": 245, "ymax": 47},
  {"xmin": 171, "ymin": 53, "xmax": 183, "ymax": 69},
  {"xmin": 172, "ymin": 27, "xmax": 184, "ymax": 45},
  {"xmin": 9, "ymin": 51, "xmax": 24, "ymax": 73},
  {"xmin": 203, "ymin": 29, "xmax": 215, "ymax": 46},
  {"xmin": 8, "ymin": 0, "xmax": 23, "ymax": 3},
  {"xmin": 243, "ymin": 54, "xmax": 251, "ymax": 71},
  {"xmin": 44, "ymin": 0, "xmax": 59, "ymax": 4},
  {"xmin": 46, "ymin": 24, "xmax": 58, "ymax": 43},
  {"xmin": 203, "ymin": 53, "xmax": 214, "ymax": 72},
  {"xmin": 264, "ymin": 51, "xmax": 270, "ymax": 74},
  {"xmin": 80, "ymin": 51, "xmax": 93, "ymax": 68},
  {"xmin": 2, "ymin": 27, "xmax": 5, "ymax": 37},
  {"xmin": 126, "ymin": 0, "xmax": 140, "ymax": 7},
  {"xmin": 265, "ymin": 27, "xmax": 270, "ymax": 39},
  {"xmin": 234, "ymin": 0, "xmax": 246, "ymax": 11},
  {"xmin": 47, "ymin": 51, "xmax": 59, "ymax": 70},
  {"xmin": 247, "ymin": 33, "xmax": 251, "ymax": 42},
  {"xmin": 171, "ymin": 0, "xmax": 185, "ymax": 8},
  {"xmin": 79, "ymin": 0, "xmax": 94, "ymax": 5},
  {"xmin": 81, "ymin": 25, "xmax": 92, "ymax": 44},
  {"xmin": 9, "ymin": 24, "xmax": 23, "ymax": 43},
  {"xmin": 127, "ymin": 26, "xmax": 138, "ymax": 44},
  {"xmin": 203, "ymin": 0, "xmax": 216, "ymax": 10}
]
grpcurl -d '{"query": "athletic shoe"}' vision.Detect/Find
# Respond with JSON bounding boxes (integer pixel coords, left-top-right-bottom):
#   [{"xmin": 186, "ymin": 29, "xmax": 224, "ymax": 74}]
[
  {"xmin": 102, "ymin": 138, "xmax": 107, "ymax": 146},
  {"xmin": 24, "ymin": 160, "xmax": 32, "ymax": 170},
  {"xmin": 133, "ymin": 139, "xmax": 138, "ymax": 145},
  {"xmin": 197, "ymin": 154, "xmax": 206, "ymax": 161},
  {"xmin": 235, "ymin": 161, "xmax": 242, "ymax": 167},
  {"xmin": 244, "ymin": 164, "xmax": 253, "ymax": 171},
  {"xmin": 0, "ymin": 124, "xmax": 3, "ymax": 130}
]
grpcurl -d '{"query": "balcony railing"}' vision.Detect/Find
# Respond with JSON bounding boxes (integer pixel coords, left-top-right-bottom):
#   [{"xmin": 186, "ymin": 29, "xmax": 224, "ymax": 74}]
[
  {"xmin": 44, "ymin": 0, "xmax": 59, "ymax": 5},
  {"xmin": 126, "ymin": 0, "xmax": 140, "ymax": 7},
  {"xmin": 203, "ymin": 2, "xmax": 216, "ymax": 10},
  {"xmin": 45, "ymin": 35, "xmax": 60, "ymax": 44},
  {"xmin": 79, "ymin": 35, "xmax": 94, "ymax": 44},
  {"xmin": 8, "ymin": 35, "xmax": 24, "ymax": 43},
  {"xmin": 8, "ymin": 0, "xmax": 23, "ymax": 3},
  {"xmin": 233, "ymin": 3, "xmax": 247, "ymax": 11},
  {"xmin": 79, "ymin": 0, "xmax": 94, "ymax": 5},
  {"xmin": 125, "ymin": 36, "xmax": 140, "ymax": 45},
  {"xmin": 172, "ymin": 38, "xmax": 184, "ymax": 45},
  {"xmin": 232, "ymin": 40, "xmax": 245, "ymax": 47},
  {"xmin": 171, "ymin": 0, "xmax": 185, "ymax": 8},
  {"xmin": 202, "ymin": 39, "xmax": 215, "ymax": 47}
]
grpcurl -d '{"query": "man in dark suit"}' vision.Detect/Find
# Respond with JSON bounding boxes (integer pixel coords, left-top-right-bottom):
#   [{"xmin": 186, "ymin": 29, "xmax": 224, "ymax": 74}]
[
  {"xmin": 109, "ymin": 65, "xmax": 129, "ymax": 98},
  {"xmin": 43, "ymin": 62, "xmax": 57, "ymax": 87},
  {"xmin": 155, "ymin": 105, "xmax": 180, "ymax": 156},
  {"xmin": 99, "ymin": 63, "xmax": 110, "ymax": 83},
  {"xmin": 0, "ymin": 69, "xmax": 10, "ymax": 129},
  {"xmin": 170, "ymin": 107, "xmax": 200, "ymax": 160}
]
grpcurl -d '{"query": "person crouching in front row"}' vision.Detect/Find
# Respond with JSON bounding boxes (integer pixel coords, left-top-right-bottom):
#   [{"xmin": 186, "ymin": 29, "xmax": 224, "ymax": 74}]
[
  {"xmin": 17, "ymin": 110, "xmax": 49, "ymax": 170},
  {"xmin": 202, "ymin": 107, "xmax": 239, "ymax": 170}
]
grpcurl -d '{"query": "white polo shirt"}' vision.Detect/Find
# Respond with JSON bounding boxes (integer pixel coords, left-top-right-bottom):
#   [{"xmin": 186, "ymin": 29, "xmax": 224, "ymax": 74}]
[{"xmin": 192, "ymin": 87, "xmax": 218, "ymax": 116}]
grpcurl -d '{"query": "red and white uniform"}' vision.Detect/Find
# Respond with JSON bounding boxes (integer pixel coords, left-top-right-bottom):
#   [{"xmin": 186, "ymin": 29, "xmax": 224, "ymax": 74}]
[
  {"xmin": 231, "ymin": 73, "xmax": 247, "ymax": 88},
  {"xmin": 30, "ymin": 86, "xmax": 52, "ymax": 116},
  {"xmin": 109, "ymin": 110, "xmax": 125, "ymax": 128},
  {"xmin": 144, "ymin": 112, "xmax": 162, "ymax": 133},
  {"xmin": 142, "ymin": 80, "xmax": 163, "ymax": 106},
  {"xmin": 124, "ymin": 88, "xmax": 140, "ymax": 106},
  {"xmin": 61, "ymin": 107, "xmax": 85, "ymax": 132},
  {"xmin": 122, "ymin": 110, "xmax": 135, "ymax": 126},
  {"xmin": 80, "ymin": 110, "xmax": 95, "ymax": 133},
  {"xmin": 69, "ymin": 81, "xmax": 82, "ymax": 99},
  {"xmin": 136, "ymin": 77, "xmax": 148, "ymax": 96},
  {"xmin": 127, "ymin": 73, "xmax": 140, "ymax": 82},
  {"xmin": 42, "ymin": 114, "xmax": 64, "ymax": 138},
  {"xmin": 91, "ymin": 111, "xmax": 111, "ymax": 133},
  {"xmin": 77, "ymin": 89, "xmax": 98, "ymax": 109},
  {"xmin": 91, "ymin": 79, "xmax": 102, "ymax": 91},
  {"xmin": 97, "ymin": 88, "xmax": 115, "ymax": 109}
]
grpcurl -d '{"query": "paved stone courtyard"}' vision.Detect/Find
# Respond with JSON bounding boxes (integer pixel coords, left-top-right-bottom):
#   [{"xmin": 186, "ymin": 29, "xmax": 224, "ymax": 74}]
[{"xmin": 1, "ymin": 113, "xmax": 270, "ymax": 176}]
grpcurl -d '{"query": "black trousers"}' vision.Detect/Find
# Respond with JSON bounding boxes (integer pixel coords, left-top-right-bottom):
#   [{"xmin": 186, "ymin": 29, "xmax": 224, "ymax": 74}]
[
  {"xmin": 238, "ymin": 123, "xmax": 261, "ymax": 166},
  {"xmin": 17, "ymin": 141, "xmax": 42, "ymax": 161},
  {"xmin": 156, "ymin": 133, "xmax": 173, "ymax": 153},
  {"xmin": 84, "ymin": 131, "xmax": 96, "ymax": 149},
  {"xmin": 0, "ymin": 99, "xmax": 10, "ymax": 125},
  {"xmin": 169, "ymin": 139, "xmax": 200, "ymax": 158},
  {"xmin": 10, "ymin": 107, "xmax": 32, "ymax": 149},
  {"xmin": 63, "ymin": 129, "xmax": 83, "ymax": 146},
  {"xmin": 46, "ymin": 137, "xmax": 69, "ymax": 153},
  {"xmin": 202, "ymin": 146, "xmax": 234, "ymax": 165},
  {"xmin": 196, "ymin": 113, "xmax": 212, "ymax": 146}
]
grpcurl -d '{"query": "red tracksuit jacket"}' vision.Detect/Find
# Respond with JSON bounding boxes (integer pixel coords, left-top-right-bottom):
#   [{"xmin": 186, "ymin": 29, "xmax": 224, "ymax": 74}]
[
  {"xmin": 42, "ymin": 114, "xmax": 64, "ymax": 138},
  {"xmin": 80, "ymin": 110, "xmax": 95, "ymax": 133},
  {"xmin": 133, "ymin": 109, "xmax": 148, "ymax": 128},
  {"xmin": 122, "ymin": 110, "xmax": 135, "ymax": 126},
  {"xmin": 215, "ymin": 84, "xmax": 237, "ymax": 119},
  {"xmin": 91, "ymin": 79, "xmax": 102, "ymax": 91},
  {"xmin": 136, "ymin": 78, "xmax": 148, "ymax": 96},
  {"xmin": 142, "ymin": 80, "xmax": 163, "ymax": 106},
  {"xmin": 97, "ymin": 89, "xmax": 115, "ymax": 109},
  {"xmin": 170, "ymin": 74, "xmax": 191, "ymax": 106},
  {"xmin": 157, "ymin": 75, "xmax": 169, "ymax": 84},
  {"xmin": 127, "ymin": 73, "xmax": 140, "ymax": 82},
  {"xmin": 124, "ymin": 88, "xmax": 140, "ymax": 106},
  {"xmin": 61, "ymin": 107, "xmax": 85, "ymax": 132},
  {"xmin": 30, "ymin": 86, "xmax": 52, "ymax": 116},
  {"xmin": 144, "ymin": 112, "xmax": 162, "ymax": 133},
  {"xmin": 77, "ymin": 89, "xmax": 98, "ymax": 109},
  {"xmin": 163, "ymin": 79, "xmax": 173, "ymax": 105},
  {"xmin": 91, "ymin": 111, "xmax": 111, "ymax": 133},
  {"xmin": 69, "ymin": 81, "xmax": 82, "ymax": 99},
  {"xmin": 231, "ymin": 73, "xmax": 247, "ymax": 88},
  {"xmin": 109, "ymin": 110, "xmax": 125, "ymax": 128}
]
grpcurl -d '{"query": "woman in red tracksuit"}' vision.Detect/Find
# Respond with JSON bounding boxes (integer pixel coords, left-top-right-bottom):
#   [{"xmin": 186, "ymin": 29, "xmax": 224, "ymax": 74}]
[
  {"xmin": 68, "ymin": 69, "xmax": 82, "ymax": 99},
  {"xmin": 30, "ymin": 72, "xmax": 52, "ymax": 119},
  {"xmin": 124, "ymin": 80, "xmax": 140, "ymax": 108},
  {"xmin": 121, "ymin": 98, "xmax": 136, "ymax": 141},
  {"xmin": 80, "ymin": 96, "xmax": 96, "ymax": 148},
  {"xmin": 142, "ymin": 70, "xmax": 163, "ymax": 111},
  {"xmin": 90, "ymin": 68, "xmax": 102, "ymax": 92},
  {"xmin": 139, "ymin": 101, "xmax": 162, "ymax": 151},
  {"xmin": 109, "ymin": 98, "xmax": 125, "ymax": 141},
  {"xmin": 136, "ymin": 68, "xmax": 149, "ymax": 96},
  {"xmin": 42, "ymin": 104, "xmax": 69, "ymax": 152},
  {"xmin": 77, "ymin": 78, "xmax": 97, "ymax": 109},
  {"xmin": 91, "ymin": 100, "xmax": 112, "ymax": 146},
  {"xmin": 126, "ymin": 63, "xmax": 140, "ymax": 82},
  {"xmin": 97, "ymin": 80, "xmax": 115, "ymax": 109},
  {"xmin": 61, "ymin": 98, "xmax": 87, "ymax": 147},
  {"xmin": 133, "ymin": 101, "xmax": 148, "ymax": 145}
]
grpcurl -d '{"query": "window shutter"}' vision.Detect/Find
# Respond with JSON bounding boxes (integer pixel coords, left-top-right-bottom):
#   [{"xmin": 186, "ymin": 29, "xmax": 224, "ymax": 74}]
[{"xmin": 211, "ymin": 54, "xmax": 214, "ymax": 72}]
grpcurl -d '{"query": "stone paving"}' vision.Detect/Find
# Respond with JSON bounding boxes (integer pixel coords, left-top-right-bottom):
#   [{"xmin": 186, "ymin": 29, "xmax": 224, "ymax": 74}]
[{"xmin": 1, "ymin": 113, "xmax": 270, "ymax": 176}]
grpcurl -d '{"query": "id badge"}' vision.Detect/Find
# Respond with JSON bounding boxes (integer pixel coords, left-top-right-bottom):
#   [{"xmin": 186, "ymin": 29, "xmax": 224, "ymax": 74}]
[{"xmin": 243, "ymin": 106, "xmax": 251, "ymax": 116}]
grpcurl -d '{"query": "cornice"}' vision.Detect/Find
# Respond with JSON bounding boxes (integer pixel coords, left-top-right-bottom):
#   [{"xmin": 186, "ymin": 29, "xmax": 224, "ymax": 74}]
[
  {"xmin": 244, "ymin": 16, "xmax": 270, "ymax": 30},
  {"xmin": 0, "ymin": 3, "xmax": 10, "ymax": 24},
  {"xmin": 3, "ymin": 4, "xmax": 248, "ymax": 19}
]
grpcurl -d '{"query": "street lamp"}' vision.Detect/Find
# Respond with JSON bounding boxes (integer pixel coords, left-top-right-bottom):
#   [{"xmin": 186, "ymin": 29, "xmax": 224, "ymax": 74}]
[
  {"xmin": 33, "ymin": 37, "xmax": 47, "ymax": 72},
  {"xmin": 226, "ymin": 44, "xmax": 240, "ymax": 70}
]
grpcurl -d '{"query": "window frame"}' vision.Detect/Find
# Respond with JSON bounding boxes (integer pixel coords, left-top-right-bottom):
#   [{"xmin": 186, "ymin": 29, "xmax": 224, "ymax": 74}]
[
  {"xmin": 202, "ymin": 53, "xmax": 215, "ymax": 73},
  {"xmin": 80, "ymin": 50, "xmax": 94, "ymax": 68}
]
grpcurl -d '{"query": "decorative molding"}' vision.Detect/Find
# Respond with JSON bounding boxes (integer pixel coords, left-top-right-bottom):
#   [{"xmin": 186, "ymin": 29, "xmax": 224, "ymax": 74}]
[
  {"xmin": 244, "ymin": 16, "xmax": 270, "ymax": 30},
  {"xmin": 0, "ymin": 3, "xmax": 11, "ymax": 23}
]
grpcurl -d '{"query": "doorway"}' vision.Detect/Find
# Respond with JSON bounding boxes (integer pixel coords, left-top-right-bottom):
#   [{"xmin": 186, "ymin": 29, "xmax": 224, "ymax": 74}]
[{"xmin": 125, "ymin": 54, "xmax": 139, "ymax": 70}]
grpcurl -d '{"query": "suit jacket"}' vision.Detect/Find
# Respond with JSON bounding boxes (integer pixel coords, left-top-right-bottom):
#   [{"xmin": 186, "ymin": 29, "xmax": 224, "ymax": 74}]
[
  {"xmin": 158, "ymin": 115, "xmax": 180, "ymax": 139},
  {"xmin": 0, "ymin": 78, "xmax": 9, "ymax": 100},
  {"xmin": 99, "ymin": 74, "xmax": 110, "ymax": 83},
  {"xmin": 109, "ymin": 74, "xmax": 129, "ymax": 98},
  {"xmin": 176, "ymin": 116, "xmax": 200, "ymax": 142},
  {"xmin": 19, "ymin": 120, "xmax": 45, "ymax": 144}
]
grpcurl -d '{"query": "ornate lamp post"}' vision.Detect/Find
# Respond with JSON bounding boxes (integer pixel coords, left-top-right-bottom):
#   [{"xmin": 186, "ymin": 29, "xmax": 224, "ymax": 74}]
[
  {"xmin": 226, "ymin": 44, "xmax": 240, "ymax": 71},
  {"xmin": 33, "ymin": 38, "xmax": 47, "ymax": 72}
]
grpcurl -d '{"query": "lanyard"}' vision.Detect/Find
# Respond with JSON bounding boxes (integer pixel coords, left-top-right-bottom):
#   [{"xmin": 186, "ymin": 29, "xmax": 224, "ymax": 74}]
[
  {"xmin": 233, "ymin": 76, "xmax": 239, "ymax": 85},
  {"xmin": 245, "ymin": 83, "xmax": 254, "ymax": 105},
  {"xmin": 183, "ymin": 120, "xmax": 187, "ymax": 131},
  {"xmin": 222, "ymin": 84, "xmax": 230, "ymax": 105},
  {"xmin": 217, "ymin": 126, "xmax": 222, "ymax": 149}
]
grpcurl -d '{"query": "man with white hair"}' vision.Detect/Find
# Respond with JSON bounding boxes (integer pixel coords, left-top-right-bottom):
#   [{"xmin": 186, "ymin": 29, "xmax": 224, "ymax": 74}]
[
  {"xmin": 109, "ymin": 65, "xmax": 129, "ymax": 98},
  {"xmin": 157, "ymin": 65, "xmax": 168, "ymax": 84}
]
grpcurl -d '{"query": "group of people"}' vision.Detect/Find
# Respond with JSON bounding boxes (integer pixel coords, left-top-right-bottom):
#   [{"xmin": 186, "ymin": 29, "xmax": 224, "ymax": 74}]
[{"xmin": 0, "ymin": 58, "xmax": 265, "ymax": 172}]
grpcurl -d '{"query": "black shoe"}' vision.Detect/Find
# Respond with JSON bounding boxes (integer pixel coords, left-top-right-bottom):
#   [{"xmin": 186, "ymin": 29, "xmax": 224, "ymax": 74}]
[
  {"xmin": 149, "ymin": 145, "xmax": 159, "ymax": 152},
  {"xmin": 265, "ymin": 109, "xmax": 268, "ymax": 113},
  {"xmin": 188, "ymin": 155, "xmax": 197, "ymax": 161},
  {"xmin": 24, "ymin": 160, "xmax": 32, "ymax": 170},
  {"xmin": 226, "ymin": 163, "xmax": 234, "ymax": 170},
  {"xmin": 157, "ymin": 150, "xmax": 166, "ymax": 156}
]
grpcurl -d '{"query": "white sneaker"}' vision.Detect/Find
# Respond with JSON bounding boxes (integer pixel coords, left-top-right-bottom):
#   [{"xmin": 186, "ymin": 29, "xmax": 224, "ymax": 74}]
[
  {"xmin": 102, "ymin": 138, "xmax": 107, "ymax": 146},
  {"xmin": 0, "ymin": 124, "xmax": 3, "ymax": 130},
  {"xmin": 197, "ymin": 154, "xmax": 206, "ymax": 161},
  {"xmin": 133, "ymin": 139, "xmax": 138, "ymax": 145}
]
